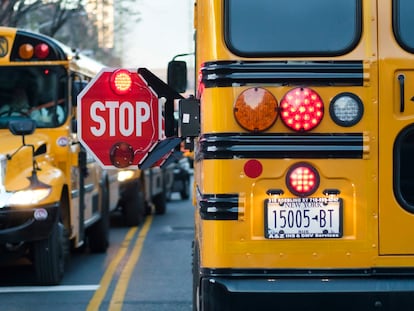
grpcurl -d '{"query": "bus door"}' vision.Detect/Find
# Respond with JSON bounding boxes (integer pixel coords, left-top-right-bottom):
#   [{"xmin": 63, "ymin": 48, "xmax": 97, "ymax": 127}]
[{"xmin": 378, "ymin": 0, "xmax": 414, "ymax": 255}]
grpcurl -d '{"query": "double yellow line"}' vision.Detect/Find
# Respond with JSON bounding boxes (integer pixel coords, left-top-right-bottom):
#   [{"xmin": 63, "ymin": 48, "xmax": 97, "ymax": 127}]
[{"xmin": 86, "ymin": 215, "xmax": 153, "ymax": 311}]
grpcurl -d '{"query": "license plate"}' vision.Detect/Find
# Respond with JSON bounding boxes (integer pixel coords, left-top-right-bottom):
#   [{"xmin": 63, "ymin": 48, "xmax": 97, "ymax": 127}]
[{"xmin": 265, "ymin": 197, "xmax": 342, "ymax": 239}]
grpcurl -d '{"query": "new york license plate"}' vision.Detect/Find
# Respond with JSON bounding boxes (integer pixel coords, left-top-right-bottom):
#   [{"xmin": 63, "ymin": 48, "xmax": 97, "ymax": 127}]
[{"xmin": 265, "ymin": 197, "xmax": 343, "ymax": 239}]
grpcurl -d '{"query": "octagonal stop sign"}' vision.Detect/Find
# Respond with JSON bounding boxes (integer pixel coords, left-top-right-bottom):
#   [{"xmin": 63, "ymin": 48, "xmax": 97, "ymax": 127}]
[{"xmin": 77, "ymin": 68, "xmax": 164, "ymax": 169}]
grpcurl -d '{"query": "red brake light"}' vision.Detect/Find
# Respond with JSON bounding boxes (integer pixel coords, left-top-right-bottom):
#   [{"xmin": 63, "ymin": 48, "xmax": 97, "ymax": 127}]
[
  {"xmin": 280, "ymin": 87, "xmax": 324, "ymax": 132},
  {"xmin": 110, "ymin": 69, "xmax": 132, "ymax": 95},
  {"xmin": 286, "ymin": 163, "xmax": 320, "ymax": 197}
]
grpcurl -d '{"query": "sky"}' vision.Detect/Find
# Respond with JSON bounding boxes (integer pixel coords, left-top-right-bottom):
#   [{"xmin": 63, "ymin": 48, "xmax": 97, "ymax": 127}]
[{"xmin": 122, "ymin": 0, "xmax": 194, "ymax": 73}]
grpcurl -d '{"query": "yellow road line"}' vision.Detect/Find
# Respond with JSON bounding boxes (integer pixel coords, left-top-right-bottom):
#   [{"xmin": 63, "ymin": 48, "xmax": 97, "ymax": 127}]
[
  {"xmin": 86, "ymin": 226, "xmax": 138, "ymax": 311},
  {"xmin": 108, "ymin": 215, "xmax": 153, "ymax": 311}
]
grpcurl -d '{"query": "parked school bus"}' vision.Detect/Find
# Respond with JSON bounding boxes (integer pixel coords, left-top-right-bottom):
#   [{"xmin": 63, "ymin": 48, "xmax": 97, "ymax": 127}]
[
  {"xmin": 0, "ymin": 27, "xmax": 168, "ymax": 285},
  {"xmin": 166, "ymin": 0, "xmax": 414, "ymax": 309}
]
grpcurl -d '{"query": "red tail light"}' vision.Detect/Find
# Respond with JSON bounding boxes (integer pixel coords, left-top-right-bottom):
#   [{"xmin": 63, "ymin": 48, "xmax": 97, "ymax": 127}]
[
  {"xmin": 280, "ymin": 87, "xmax": 324, "ymax": 132},
  {"xmin": 286, "ymin": 163, "xmax": 320, "ymax": 197},
  {"xmin": 110, "ymin": 69, "xmax": 132, "ymax": 95}
]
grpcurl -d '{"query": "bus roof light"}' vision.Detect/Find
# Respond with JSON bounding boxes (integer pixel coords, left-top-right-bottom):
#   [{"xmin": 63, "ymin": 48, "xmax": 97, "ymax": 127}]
[
  {"xmin": 18, "ymin": 43, "xmax": 34, "ymax": 60},
  {"xmin": 34, "ymin": 43, "xmax": 50, "ymax": 59}
]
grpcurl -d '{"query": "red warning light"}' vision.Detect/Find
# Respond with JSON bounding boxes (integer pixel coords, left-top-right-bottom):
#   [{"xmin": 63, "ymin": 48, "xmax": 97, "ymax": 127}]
[{"xmin": 110, "ymin": 69, "xmax": 132, "ymax": 95}]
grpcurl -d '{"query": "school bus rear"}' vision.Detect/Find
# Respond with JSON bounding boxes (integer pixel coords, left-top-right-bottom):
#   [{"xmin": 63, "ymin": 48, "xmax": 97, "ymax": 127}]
[{"xmin": 189, "ymin": 0, "xmax": 414, "ymax": 309}]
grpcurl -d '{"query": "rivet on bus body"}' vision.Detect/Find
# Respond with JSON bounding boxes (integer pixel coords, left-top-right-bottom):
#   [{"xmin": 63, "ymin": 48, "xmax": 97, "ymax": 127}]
[{"xmin": 312, "ymin": 252, "xmax": 318, "ymax": 257}]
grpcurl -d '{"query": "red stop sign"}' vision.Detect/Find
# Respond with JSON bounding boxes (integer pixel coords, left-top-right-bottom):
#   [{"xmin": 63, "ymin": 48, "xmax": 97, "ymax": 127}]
[{"xmin": 77, "ymin": 68, "xmax": 163, "ymax": 168}]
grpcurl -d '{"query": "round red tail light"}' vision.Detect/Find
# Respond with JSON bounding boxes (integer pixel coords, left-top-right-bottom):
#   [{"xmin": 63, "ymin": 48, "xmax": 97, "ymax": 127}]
[
  {"xmin": 286, "ymin": 163, "xmax": 320, "ymax": 197},
  {"xmin": 280, "ymin": 87, "xmax": 324, "ymax": 132},
  {"xmin": 234, "ymin": 87, "xmax": 278, "ymax": 132},
  {"xmin": 110, "ymin": 69, "xmax": 132, "ymax": 95}
]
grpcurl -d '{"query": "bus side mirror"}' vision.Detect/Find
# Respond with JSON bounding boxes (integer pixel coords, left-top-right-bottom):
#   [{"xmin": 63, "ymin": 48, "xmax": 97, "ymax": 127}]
[
  {"xmin": 72, "ymin": 80, "xmax": 88, "ymax": 107},
  {"xmin": 167, "ymin": 60, "xmax": 187, "ymax": 93}
]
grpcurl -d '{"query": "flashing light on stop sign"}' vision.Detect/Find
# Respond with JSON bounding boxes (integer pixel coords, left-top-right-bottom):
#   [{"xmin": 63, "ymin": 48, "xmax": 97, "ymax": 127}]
[{"xmin": 110, "ymin": 69, "xmax": 132, "ymax": 95}]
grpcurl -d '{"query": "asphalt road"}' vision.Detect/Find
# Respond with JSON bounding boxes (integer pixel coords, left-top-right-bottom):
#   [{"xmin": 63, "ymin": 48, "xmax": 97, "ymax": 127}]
[{"xmin": 0, "ymin": 192, "xmax": 194, "ymax": 311}]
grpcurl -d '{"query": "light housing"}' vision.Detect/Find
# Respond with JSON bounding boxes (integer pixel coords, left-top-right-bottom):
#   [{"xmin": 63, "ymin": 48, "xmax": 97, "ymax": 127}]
[
  {"xmin": 329, "ymin": 93, "xmax": 363, "ymax": 127},
  {"xmin": 234, "ymin": 87, "xmax": 278, "ymax": 132},
  {"xmin": 286, "ymin": 162, "xmax": 320, "ymax": 197},
  {"xmin": 280, "ymin": 87, "xmax": 324, "ymax": 132}
]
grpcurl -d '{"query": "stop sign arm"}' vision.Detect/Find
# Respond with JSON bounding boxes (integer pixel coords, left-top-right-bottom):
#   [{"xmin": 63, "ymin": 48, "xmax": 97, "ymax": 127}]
[{"xmin": 138, "ymin": 68, "xmax": 184, "ymax": 137}]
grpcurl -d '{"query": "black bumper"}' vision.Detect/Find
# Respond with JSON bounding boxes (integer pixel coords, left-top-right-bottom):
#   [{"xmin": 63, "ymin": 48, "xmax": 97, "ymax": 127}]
[
  {"xmin": 0, "ymin": 203, "xmax": 59, "ymax": 244},
  {"xmin": 200, "ymin": 276, "xmax": 414, "ymax": 310}
]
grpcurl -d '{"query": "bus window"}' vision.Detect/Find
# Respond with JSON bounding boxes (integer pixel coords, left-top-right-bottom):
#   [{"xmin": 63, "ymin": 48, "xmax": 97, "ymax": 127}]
[
  {"xmin": 393, "ymin": 0, "xmax": 414, "ymax": 52},
  {"xmin": 224, "ymin": 0, "xmax": 362, "ymax": 56},
  {"xmin": 0, "ymin": 66, "xmax": 67, "ymax": 128}
]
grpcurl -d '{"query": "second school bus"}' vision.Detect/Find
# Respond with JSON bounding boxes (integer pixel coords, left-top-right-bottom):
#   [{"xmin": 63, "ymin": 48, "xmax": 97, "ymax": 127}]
[{"xmin": 166, "ymin": 0, "xmax": 414, "ymax": 309}]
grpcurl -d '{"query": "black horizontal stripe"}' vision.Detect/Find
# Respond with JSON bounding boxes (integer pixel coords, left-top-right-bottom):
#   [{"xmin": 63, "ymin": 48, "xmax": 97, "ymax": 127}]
[
  {"xmin": 201, "ymin": 60, "xmax": 363, "ymax": 87},
  {"xmin": 199, "ymin": 193, "xmax": 239, "ymax": 220},
  {"xmin": 198, "ymin": 133, "xmax": 364, "ymax": 160}
]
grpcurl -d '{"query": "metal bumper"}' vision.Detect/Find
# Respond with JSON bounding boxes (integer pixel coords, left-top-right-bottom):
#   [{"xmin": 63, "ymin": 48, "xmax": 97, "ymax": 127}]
[
  {"xmin": 200, "ymin": 276, "xmax": 414, "ymax": 310},
  {"xmin": 0, "ymin": 203, "xmax": 59, "ymax": 244}
]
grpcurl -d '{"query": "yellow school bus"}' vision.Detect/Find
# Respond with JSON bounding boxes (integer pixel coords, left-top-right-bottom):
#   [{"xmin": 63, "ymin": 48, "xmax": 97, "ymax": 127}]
[
  {"xmin": 0, "ymin": 27, "xmax": 154, "ymax": 285},
  {"xmin": 168, "ymin": 0, "xmax": 414, "ymax": 309}
]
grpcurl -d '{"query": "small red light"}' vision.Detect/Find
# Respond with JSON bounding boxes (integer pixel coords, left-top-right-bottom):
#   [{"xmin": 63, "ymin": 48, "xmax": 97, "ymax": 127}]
[
  {"xmin": 110, "ymin": 69, "xmax": 132, "ymax": 95},
  {"xmin": 280, "ymin": 88, "xmax": 324, "ymax": 132},
  {"xmin": 110, "ymin": 142, "xmax": 134, "ymax": 168},
  {"xmin": 286, "ymin": 163, "xmax": 320, "ymax": 196},
  {"xmin": 35, "ymin": 43, "xmax": 49, "ymax": 59},
  {"xmin": 244, "ymin": 159, "xmax": 263, "ymax": 178}
]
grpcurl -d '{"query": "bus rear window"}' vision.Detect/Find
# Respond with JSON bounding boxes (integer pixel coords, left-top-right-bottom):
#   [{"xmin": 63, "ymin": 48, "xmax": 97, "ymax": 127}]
[
  {"xmin": 393, "ymin": 0, "xmax": 414, "ymax": 52},
  {"xmin": 224, "ymin": 0, "xmax": 362, "ymax": 57}
]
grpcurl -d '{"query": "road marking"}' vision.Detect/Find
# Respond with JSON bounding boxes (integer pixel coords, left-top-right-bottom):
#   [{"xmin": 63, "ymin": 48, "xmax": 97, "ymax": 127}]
[
  {"xmin": 0, "ymin": 285, "xmax": 99, "ymax": 293},
  {"xmin": 109, "ymin": 215, "xmax": 153, "ymax": 311},
  {"xmin": 86, "ymin": 226, "xmax": 138, "ymax": 311}
]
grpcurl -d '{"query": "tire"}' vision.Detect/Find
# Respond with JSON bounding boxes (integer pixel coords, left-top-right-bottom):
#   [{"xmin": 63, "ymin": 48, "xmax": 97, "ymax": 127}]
[
  {"xmin": 33, "ymin": 221, "xmax": 69, "ymax": 285},
  {"xmin": 180, "ymin": 176, "xmax": 190, "ymax": 200},
  {"xmin": 122, "ymin": 181, "xmax": 146, "ymax": 226},
  {"xmin": 153, "ymin": 189, "xmax": 167, "ymax": 215},
  {"xmin": 88, "ymin": 184, "xmax": 110, "ymax": 253}
]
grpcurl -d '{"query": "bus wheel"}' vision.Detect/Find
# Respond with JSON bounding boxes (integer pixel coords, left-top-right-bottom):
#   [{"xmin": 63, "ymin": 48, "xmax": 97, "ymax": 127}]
[
  {"xmin": 123, "ymin": 181, "xmax": 146, "ymax": 226},
  {"xmin": 88, "ymin": 185, "xmax": 110, "ymax": 253},
  {"xmin": 153, "ymin": 190, "xmax": 167, "ymax": 215},
  {"xmin": 33, "ymin": 221, "xmax": 69, "ymax": 285},
  {"xmin": 180, "ymin": 177, "xmax": 190, "ymax": 200}
]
